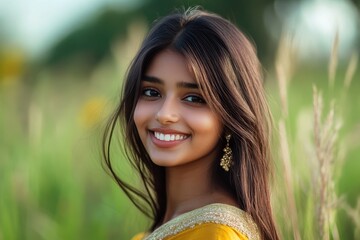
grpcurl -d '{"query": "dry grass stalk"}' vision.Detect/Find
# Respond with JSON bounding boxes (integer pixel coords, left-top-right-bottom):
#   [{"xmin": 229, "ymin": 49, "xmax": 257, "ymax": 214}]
[
  {"xmin": 275, "ymin": 34, "xmax": 295, "ymax": 118},
  {"xmin": 276, "ymin": 63, "xmax": 288, "ymax": 118},
  {"xmin": 328, "ymin": 31, "xmax": 339, "ymax": 88},
  {"xmin": 313, "ymin": 86, "xmax": 341, "ymax": 240},
  {"xmin": 275, "ymin": 33, "xmax": 303, "ymax": 238},
  {"xmin": 276, "ymin": 34, "xmax": 296, "ymax": 83},
  {"xmin": 344, "ymin": 53, "xmax": 358, "ymax": 89},
  {"xmin": 278, "ymin": 119, "xmax": 301, "ymax": 240},
  {"xmin": 111, "ymin": 20, "xmax": 147, "ymax": 75}
]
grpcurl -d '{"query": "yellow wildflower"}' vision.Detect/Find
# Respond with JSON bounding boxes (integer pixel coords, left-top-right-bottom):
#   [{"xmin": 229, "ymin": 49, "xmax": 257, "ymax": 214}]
[{"xmin": 79, "ymin": 97, "xmax": 107, "ymax": 129}]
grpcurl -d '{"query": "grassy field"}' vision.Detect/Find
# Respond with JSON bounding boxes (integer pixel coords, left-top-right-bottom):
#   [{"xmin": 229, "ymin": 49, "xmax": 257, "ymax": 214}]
[
  {"xmin": 0, "ymin": 50, "xmax": 359, "ymax": 239},
  {"xmin": 267, "ymin": 63, "xmax": 360, "ymax": 239}
]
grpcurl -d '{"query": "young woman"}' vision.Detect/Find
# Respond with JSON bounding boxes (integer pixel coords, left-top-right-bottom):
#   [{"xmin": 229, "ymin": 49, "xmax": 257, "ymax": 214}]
[{"xmin": 103, "ymin": 8, "xmax": 279, "ymax": 240}]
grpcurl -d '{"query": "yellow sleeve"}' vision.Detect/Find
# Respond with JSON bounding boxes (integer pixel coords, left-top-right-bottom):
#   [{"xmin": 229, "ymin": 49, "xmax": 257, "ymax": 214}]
[
  {"xmin": 165, "ymin": 222, "xmax": 249, "ymax": 240},
  {"xmin": 131, "ymin": 232, "xmax": 147, "ymax": 240}
]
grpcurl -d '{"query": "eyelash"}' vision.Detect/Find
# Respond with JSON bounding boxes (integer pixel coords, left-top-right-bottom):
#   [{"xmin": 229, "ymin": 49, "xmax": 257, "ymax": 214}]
[
  {"xmin": 141, "ymin": 88, "xmax": 206, "ymax": 104},
  {"xmin": 183, "ymin": 95, "xmax": 206, "ymax": 104},
  {"xmin": 142, "ymin": 88, "xmax": 160, "ymax": 98}
]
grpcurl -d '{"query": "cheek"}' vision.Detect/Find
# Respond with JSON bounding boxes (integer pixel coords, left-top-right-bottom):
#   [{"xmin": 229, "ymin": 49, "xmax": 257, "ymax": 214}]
[
  {"xmin": 133, "ymin": 101, "xmax": 147, "ymax": 131},
  {"xmin": 186, "ymin": 110, "xmax": 222, "ymax": 136},
  {"xmin": 134, "ymin": 100, "xmax": 157, "ymax": 133}
]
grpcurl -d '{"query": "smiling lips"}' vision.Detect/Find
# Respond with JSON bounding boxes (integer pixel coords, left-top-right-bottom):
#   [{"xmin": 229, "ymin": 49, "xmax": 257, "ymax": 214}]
[
  {"xmin": 150, "ymin": 130, "xmax": 189, "ymax": 148},
  {"xmin": 154, "ymin": 132, "xmax": 188, "ymax": 141}
]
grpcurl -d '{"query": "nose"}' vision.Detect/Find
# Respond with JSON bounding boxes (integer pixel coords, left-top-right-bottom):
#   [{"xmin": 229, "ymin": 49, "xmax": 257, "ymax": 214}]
[{"xmin": 156, "ymin": 97, "xmax": 179, "ymax": 125}]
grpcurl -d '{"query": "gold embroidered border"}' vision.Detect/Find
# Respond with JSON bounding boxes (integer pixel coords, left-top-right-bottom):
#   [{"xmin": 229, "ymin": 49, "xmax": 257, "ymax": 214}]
[{"xmin": 144, "ymin": 203, "xmax": 260, "ymax": 240}]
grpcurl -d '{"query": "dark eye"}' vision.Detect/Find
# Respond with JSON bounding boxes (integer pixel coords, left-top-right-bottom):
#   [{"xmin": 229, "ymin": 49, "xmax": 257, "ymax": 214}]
[
  {"xmin": 183, "ymin": 95, "xmax": 206, "ymax": 104},
  {"xmin": 142, "ymin": 88, "xmax": 161, "ymax": 98}
]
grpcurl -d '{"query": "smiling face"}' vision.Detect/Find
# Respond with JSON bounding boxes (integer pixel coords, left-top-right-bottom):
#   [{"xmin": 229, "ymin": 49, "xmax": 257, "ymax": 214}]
[{"xmin": 133, "ymin": 49, "xmax": 223, "ymax": 168}]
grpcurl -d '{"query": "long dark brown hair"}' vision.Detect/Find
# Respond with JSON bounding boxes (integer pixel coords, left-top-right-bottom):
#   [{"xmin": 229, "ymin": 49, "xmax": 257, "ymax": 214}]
[{"xmin": 103, "ymin": 8, "xmax": 279, "ymax": 240}]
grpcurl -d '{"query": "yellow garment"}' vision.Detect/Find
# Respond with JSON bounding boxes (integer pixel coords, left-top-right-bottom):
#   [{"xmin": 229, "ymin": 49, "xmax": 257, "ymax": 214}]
[
  {"xmin": 171, "ymin": 222, "xmax": 248, "ymax": 239},
  {"xmin": 131, "ymin": 203, "xmax": 259, "ymax": 240},
  {"xmin": 131, "ymin": 232, "xmax": 146, "ymax": 240},
  {"xmin": 131, "ymin": 222, "xmax": 248, "ymax": 240}
]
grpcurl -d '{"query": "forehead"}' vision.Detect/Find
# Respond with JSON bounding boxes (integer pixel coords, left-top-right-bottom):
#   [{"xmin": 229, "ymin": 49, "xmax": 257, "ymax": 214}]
[{"xmin": 144, "ymin": 49, "xmax": 196, "ymax": 83}]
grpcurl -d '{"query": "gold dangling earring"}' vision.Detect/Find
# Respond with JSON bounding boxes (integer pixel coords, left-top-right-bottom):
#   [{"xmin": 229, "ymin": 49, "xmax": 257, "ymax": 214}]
[{"xmin": 220, "ymin": 134, "xmax": 233, "ymax": 171}]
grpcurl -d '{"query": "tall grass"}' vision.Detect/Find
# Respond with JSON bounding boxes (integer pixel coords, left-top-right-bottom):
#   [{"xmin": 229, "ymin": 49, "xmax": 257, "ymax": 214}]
[
  {"xmin": 1, "ymin": 26, "xmax": 359, "ymax": 239},
  {"xmin": 0, "ymin": 21, "xmax": 149, "ymax": 240},
  {"xmin": 272, "ymin": 33, "xmax": 359, "ymax": 239}
]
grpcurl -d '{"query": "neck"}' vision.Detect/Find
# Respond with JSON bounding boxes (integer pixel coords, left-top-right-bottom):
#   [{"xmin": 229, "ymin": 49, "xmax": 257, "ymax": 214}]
[{"xmin": 162, "ymin": 160, "xmax": 236, "ymax": 224}]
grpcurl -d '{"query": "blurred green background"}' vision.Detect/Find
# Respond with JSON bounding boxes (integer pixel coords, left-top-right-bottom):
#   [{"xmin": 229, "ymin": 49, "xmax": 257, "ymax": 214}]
[{"xmin": 1, "ymin": 0, "xmax": 359, "ymax": 239}]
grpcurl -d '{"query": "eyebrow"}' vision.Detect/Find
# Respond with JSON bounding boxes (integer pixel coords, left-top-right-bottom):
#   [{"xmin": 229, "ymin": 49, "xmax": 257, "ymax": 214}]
[{"xmin": 142, "ymin": 75, "xmax": 199, "ymax": 89}]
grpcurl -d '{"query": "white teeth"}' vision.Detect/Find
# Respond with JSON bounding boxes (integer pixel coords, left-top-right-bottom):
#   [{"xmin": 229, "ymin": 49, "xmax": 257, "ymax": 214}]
[{"xmin": 153, "ymin": 132, "xmax": 187, "ymax": 141}]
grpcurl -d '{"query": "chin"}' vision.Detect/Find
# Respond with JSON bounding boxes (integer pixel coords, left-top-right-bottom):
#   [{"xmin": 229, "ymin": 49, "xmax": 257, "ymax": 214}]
[{"xmin": 151, "ymin": 159, "xmax": 179, "ymax": 167}]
